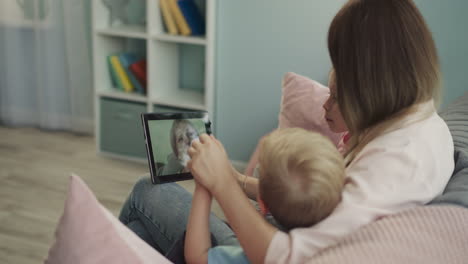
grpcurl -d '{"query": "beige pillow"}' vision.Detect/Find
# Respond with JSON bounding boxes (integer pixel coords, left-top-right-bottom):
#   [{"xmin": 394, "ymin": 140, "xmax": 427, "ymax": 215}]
[{"xmin": 45, "ymin": 173, "xmax": 171, "ymax": 264}]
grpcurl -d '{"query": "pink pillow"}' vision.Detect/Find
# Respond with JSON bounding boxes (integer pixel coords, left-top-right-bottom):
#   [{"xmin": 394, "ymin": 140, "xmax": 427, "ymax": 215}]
[
  {"xmin": 45, "ymin": 174, "xmax": 172, "ymax": 264},
  {"xmin": 244, "ymin": 72, "xmax": 344, "ymax": 176}
]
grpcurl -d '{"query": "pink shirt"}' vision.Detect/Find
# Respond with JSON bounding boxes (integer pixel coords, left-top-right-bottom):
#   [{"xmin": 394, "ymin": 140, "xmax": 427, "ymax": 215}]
[{"xmin": 265, "ymin": 100, "xmax": 455, "ymax": 263}]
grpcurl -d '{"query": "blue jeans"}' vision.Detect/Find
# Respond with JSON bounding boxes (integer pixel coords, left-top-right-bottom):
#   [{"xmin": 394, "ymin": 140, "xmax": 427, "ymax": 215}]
[{"xmin": 119, "ymin": 176, "xmax": 240, "ymax": 254}]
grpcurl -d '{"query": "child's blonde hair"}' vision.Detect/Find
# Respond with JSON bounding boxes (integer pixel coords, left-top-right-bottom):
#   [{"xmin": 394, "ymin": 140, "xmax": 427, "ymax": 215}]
[{"xmin": 258, "ymin": 128, "xmax": 345, "ymax": 230}]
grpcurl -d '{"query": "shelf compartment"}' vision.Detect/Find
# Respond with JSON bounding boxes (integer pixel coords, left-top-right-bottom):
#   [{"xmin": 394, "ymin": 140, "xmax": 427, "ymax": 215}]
[
  {"xmin": 93, "ymin": 35, "xmax": 147, "ymax": 97},
  {"xmin": 150, "ymin": 40, "xmax": 206, "ymax": 110},
  {"xmin": 93, "ymin": 0, "xmax": 147, "ymax": 35},
  {"xmin": 149, "ymin": 0, "xmax": 207, "ymax": 38}
]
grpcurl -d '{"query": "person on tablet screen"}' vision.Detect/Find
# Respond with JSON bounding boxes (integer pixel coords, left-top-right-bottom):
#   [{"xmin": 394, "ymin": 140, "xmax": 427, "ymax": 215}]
[{"xmin": 159, "ymin": 119, "xmax": 199, "ymax": 176}]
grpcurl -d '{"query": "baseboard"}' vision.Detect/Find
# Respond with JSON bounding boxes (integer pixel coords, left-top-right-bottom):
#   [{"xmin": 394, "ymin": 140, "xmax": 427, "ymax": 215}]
[
  {"xmin": 0, "ymin": 106, "xmax": 93, "ymax": 134},
  {"xmin": 72, "ymin": 117, "xmax": 94, "ymax": 134}
]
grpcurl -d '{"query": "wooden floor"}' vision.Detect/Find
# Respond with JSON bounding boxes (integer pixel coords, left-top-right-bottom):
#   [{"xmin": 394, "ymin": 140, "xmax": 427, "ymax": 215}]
[{"xmin": 0, "ymin": 126, "xmax": 217, "ymax": 264}]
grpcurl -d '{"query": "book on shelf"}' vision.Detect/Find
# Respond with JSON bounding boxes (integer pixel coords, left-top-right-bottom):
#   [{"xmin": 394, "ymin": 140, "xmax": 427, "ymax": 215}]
[
  {"xmin": 109, "ymin": 55, "xmax": 134, "ymax": 93},
  {"xmin": 177, "ymin": 0, "xmax": 205, "ymax": 35},
  {"xmin": 160, "ymin": 0, "xmax": 179, "ymax": 35},
  {"xmin": 107, "ymin": 53, "xmax": 148, "ymax": 95},
  {"xmin": 129, "ymin": 60, "xmax": 147, "ymax": 91},
  {"xmin": 167, "ymin": 0, "xmax": 191, "ymax": 36},
  {"xmin": 107, "ymin": 55, "xmax": 121, "ymax": 90},
  {"xmin": 107, "ymin": 55, "xmax": 126, "ymax": 91},
  {"xmin": 119, "ymin": 53, "xmax": 145, "ymax": 95}
]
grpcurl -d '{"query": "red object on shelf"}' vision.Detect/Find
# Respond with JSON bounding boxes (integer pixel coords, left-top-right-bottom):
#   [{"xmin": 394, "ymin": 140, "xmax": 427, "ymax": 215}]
[{"xmin": 129, "ymin": 60, "xmax": 147, "ymax": 91}]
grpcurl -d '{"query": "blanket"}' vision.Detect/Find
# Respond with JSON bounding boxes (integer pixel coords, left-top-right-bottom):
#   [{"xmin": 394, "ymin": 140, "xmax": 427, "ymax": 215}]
[{"xmin": 309, "ymin": 206, "xmax": 468, "ymax": 264}]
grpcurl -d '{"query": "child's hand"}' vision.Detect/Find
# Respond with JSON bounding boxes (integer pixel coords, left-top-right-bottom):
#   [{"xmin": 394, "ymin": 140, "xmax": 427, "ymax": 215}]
[
  {"xmin": 188, "ymin": 134, "xmax": 237, "ymax": 197},
  {"xmin": 186, "ymin": 169, "xmax": 213, "ymax": 264},
  {"xmin": 194, "ymin": 180, "xmax": 212, "ymax": 199}
]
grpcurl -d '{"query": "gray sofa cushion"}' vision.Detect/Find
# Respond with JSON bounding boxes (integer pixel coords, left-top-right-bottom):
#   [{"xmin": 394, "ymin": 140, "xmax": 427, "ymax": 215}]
[{"xmin": 429, "ymin": 92, "xmax": 468, "ymax": 208}]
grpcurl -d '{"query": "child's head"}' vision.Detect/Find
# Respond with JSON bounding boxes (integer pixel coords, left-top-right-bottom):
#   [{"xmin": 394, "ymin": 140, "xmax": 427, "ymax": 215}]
[{"xmin": 258, "ymin": 128, "xmax": 345, "ymax": 230}]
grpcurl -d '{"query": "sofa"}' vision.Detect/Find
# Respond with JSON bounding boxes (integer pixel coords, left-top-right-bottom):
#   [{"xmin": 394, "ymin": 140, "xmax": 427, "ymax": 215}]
[
  {"xmin": 45, "ymin": 73, "xmax": 468, "ymax": 263},
  {"xmin": 302, "ymin": 91, "xmax": 468, "ymax": 263},
  {"xmin": 430, "ymin": 92, "xmax": 468, "ymax": 207},
  {"xmin": 241, "ymin": 74, "xmax": 468, "ymax": 263}
]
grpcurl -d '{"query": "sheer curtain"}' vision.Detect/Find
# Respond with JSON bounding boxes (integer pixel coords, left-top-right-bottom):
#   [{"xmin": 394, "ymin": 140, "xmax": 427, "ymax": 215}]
[{"xmin": 0, "ymin": 0, "xmax": 93, "ymax": 134}]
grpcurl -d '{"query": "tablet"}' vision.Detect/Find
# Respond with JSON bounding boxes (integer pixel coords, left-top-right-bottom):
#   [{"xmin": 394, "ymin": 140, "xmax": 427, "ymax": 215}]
[{"xmin": 141, "ymin": 111, "xmax": 212, "ymax": 184}]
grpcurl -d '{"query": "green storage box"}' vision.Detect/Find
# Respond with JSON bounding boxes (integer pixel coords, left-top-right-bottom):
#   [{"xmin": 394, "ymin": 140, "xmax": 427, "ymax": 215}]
[
  {"xmin": 100, "ymin": 98, "xmax": 147, "ymax": 158},
  {"xmin": 153, "ymin": 105, "xmax": 195, "ymax": 113}
]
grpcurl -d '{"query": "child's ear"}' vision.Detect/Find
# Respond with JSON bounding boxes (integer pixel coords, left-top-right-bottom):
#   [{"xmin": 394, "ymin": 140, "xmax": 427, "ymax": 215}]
[{"xmin": 257, "ymin": 196, "xmax": 269, "ymax": 216}]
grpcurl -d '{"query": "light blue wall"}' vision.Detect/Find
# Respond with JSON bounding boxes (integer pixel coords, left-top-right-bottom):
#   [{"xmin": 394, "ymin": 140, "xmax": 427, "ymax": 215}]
[
  {"xmin": 414, "ymin": 0, "xmax": 468, "ymax": 106},
  {"xmin": 215, "ymin": 1, "xmax": 346, "ymax": 162},
  {"xmin": 215, "ymin": 0, "xmax": 468, "ymax": 162}
]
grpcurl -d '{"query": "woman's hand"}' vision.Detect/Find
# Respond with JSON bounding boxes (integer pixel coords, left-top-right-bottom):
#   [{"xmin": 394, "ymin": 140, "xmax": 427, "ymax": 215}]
[{"xmin": 187, "ymin": 134, "xmax": 237, "ymax": 196}]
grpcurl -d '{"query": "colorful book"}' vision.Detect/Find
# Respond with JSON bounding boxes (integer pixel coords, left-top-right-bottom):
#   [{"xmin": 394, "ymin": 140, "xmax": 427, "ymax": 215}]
[
  {"xmin": 107, "ymin": 55, "xmax": 124, "ymax": 91},
  {"xmin": 110, "ymin": 55, "xmax": 134, "ymax": 92},
  {"xmin": 160, "ymin": 0, "xmax": 179, "ymax": 35},
  {"xmin": 119, "ymin": 53, "xmax": 145, "ymax": 94},
  {"xmin": 130, "ymin": 60, "xmax": 147, "ymax": 92},
  {"xmin": 168, "ymin": 0, "xmax": 191, "ymax": 36},
  {"xmin": 177, "ymin": 0, "xmax": 205, "ymax": 35}
]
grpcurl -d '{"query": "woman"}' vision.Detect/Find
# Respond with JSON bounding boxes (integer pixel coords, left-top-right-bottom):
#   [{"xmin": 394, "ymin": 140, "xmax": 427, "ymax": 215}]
[{"xmin": 120, "ymin": 0, "xmax": 454, "ymax": 263}]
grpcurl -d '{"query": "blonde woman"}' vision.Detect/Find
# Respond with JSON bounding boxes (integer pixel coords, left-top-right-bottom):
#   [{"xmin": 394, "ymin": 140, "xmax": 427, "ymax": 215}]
[{"xmin": 120, "ymin": 0, "xmax": 454, "ymax": 263}]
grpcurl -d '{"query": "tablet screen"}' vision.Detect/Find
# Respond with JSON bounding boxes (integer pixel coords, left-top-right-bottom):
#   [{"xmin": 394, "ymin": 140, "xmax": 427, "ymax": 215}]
[{"xmin": 141, "ymin": 112, "xmax": 211, "ymax": 184}]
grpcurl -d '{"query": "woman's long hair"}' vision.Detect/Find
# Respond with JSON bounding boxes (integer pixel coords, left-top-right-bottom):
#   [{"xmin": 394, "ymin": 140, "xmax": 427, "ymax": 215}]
[{"xmin": 328, "ymin": 0, "xmax": 441, "ymax": 164}]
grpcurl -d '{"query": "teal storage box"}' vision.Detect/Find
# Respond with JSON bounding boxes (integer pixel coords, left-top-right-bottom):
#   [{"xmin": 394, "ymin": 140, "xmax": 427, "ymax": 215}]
[
  {"xmin": 153, "ymin": 104, "xmax": 194, "ymax": 113},
  {"xmin": 100, "ymin": 98, "xmax": 147, "ymax": 158}
]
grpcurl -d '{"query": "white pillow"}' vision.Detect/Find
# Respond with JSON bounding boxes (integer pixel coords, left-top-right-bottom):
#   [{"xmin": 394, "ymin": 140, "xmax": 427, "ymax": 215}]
[{"xmin": 45, "ymin": 173, "xmax": 172, "ymax": 264}]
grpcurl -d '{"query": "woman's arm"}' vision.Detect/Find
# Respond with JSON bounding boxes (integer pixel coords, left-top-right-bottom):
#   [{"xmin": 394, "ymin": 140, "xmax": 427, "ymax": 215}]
[
  {"xmin": 233, "ymin": 170, "xmax": 259, "ymax": 200},
  {"xmin": 184, "ymin": 183, "xmax": 213, "ymax": 264},
  {"xmin": 188, "ymin": 135, "xmax": 277, "ymax": 264}
]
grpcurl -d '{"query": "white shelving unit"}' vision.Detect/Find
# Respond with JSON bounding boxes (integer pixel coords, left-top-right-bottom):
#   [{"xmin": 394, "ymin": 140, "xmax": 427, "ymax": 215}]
[{"xmin": 92, "ymin": 0, "xmax": 216, "ymax": 161}]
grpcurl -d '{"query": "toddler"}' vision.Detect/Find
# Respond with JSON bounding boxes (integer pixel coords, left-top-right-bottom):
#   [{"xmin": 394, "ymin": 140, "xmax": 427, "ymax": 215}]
[{"xmin": 184, "ymin": 128, "xmax": 346, "ymax": 263}]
